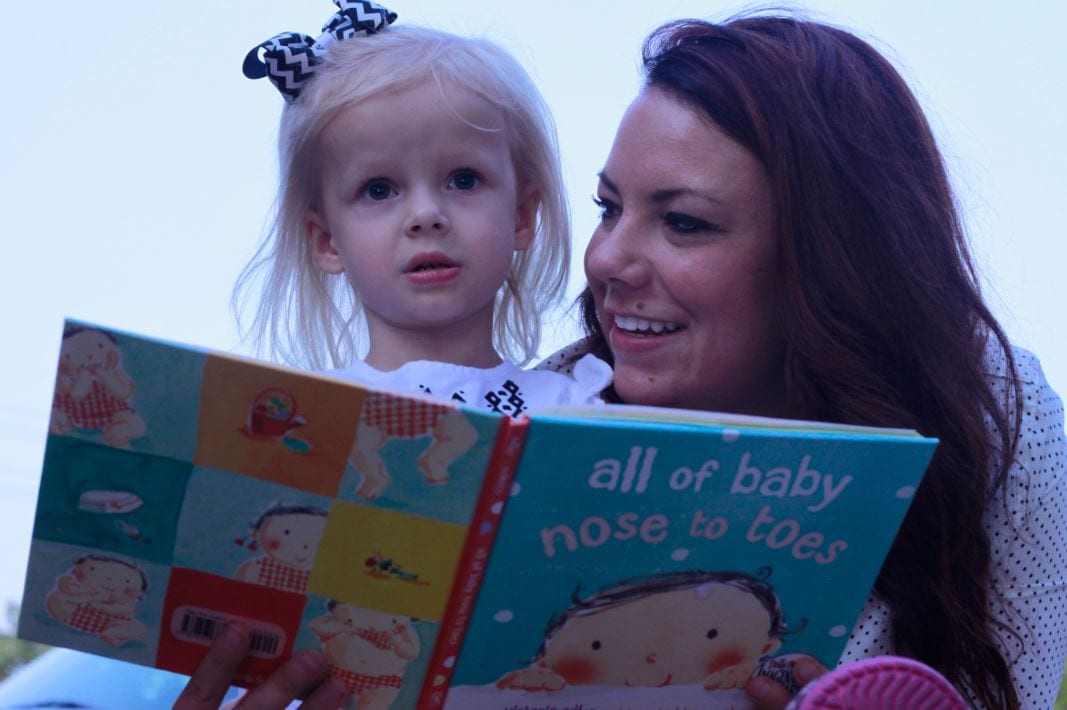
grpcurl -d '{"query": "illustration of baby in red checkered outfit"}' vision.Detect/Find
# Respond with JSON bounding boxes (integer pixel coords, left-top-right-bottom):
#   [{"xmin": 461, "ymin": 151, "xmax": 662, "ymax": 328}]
[
  {"xmin": 349, "ymin": 393, "xmax": 478, "ymax": 500},
  {"xmin": 310, "ymin": 600, "xmax": 421, "ymax": 710},
  {"xmin": 45, "ymin": 554, "xmax": 147, "ymax": 647},
  {"xmin": 50, "ymin": 326, "xmax": 147, "ymax": 448},
  {"xmin": 235, "ymin": 504, "xmax": 328, "ymax": 594}
]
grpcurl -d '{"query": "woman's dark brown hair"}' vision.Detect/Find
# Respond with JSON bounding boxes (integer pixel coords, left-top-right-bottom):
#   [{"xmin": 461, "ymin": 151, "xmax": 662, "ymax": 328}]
[{"xmin": 580, "ymin": 15, "xmax": 1022, "ymax": 709}]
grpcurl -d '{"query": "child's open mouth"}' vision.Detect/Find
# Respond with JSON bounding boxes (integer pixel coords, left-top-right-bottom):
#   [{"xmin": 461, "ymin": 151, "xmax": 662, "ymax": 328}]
[
  {"xmin": 405, "ymin": 253, "xmax": 461, "ymax": 284},
  {"xmin": 411, "ymin": 262, "xmax": 452, "ymax": 272}
]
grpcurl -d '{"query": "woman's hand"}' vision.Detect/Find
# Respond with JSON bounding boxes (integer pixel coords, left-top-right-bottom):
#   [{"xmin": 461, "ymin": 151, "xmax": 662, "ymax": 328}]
[
  {"xmin": 172, "ymin": 624, "xmax": 350, "ymax": 709},
  {"xmin": 745, "ymin": 655, "xmax": 828, "ymax": 710}
]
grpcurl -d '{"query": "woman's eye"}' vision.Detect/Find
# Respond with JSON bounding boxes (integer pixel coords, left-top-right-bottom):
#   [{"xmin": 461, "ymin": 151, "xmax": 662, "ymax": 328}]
[
  {"xmin": 449, "ymin": 169, "xmax": 480, "ymax": 191},
  {"xmin": 364, "ymin": 180, "xmax": 394, "ymax": 201},
  {"xmin": 592, "ymin": 195, "xmax": 619, "ymax": 221},
  {"xmin": 665, "ymin": 212, "xmax": 717, "ymax": 234}
]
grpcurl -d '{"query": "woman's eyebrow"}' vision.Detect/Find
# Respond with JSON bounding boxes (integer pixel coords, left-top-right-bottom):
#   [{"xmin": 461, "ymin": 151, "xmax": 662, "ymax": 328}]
[
  {"xmin": 650, "ymin": 187, "xmax": 722, "ymax": 205},
  {"xmin": 598, "ymin": 172, "xmax": 721, "ymax": 206}
]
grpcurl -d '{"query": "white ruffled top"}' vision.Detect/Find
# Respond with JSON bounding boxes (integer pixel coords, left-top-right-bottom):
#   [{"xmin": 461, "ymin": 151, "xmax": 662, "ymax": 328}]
[{"xmin": 323, "ymin": 353, "xmax": 612, "ymax": 416}]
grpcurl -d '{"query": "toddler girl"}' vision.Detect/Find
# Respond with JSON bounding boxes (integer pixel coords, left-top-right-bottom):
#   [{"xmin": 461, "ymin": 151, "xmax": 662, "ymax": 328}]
[{"xmin": 240, "ymin": 0, "xmax": 610, "ymax": 413}]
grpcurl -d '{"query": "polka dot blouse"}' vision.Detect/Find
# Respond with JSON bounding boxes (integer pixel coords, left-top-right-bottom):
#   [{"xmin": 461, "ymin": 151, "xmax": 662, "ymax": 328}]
[{"xmin": 838, "ymin": 346, "xmax": 1067, "ymax": 708}]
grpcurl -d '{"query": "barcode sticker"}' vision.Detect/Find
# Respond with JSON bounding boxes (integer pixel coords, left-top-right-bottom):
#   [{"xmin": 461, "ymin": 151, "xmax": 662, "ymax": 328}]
[{"xmin": 170, "ymin": 605, "xmax": 286, "ymax": 659}]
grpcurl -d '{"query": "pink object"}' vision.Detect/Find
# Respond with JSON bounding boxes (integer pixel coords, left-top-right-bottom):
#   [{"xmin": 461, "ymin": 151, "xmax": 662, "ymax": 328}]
[
  {"xmin": 55, "ymin": 380, "xmax": 132, "ymax": 429},
  {"xmin": 356, "ymin": 627, "xmax": 393, "ymax": 650},
  {"xmin": 789, "ymin": 656, "xmax": 967, "ymax": 710},
  {"xmin": 77, "ymin": 490, "xmax": 143, "ymax": 514},
  {"xmin": 253, "ymin": 556, "xmax": 310, "ymax": 594},
  {"xmin": 247, "ymin": 388, "xmax": 306, "ymax": 438},
  {"xmin": 329, "ymin": 666, "xmax": 403, "ymax": 693},
  {"xmin": 68, "ymin": 603, "xmax": 130, "ymax": 635},
  {"xmin": 361, "ymin": 392, "xmax": 452, "ymax": 438}
]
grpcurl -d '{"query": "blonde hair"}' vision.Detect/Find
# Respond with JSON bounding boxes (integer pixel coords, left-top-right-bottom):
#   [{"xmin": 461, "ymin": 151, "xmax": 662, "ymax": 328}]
[{"xmin": 234, "ymin": 25, "xmax": 570, "ymax": 369}]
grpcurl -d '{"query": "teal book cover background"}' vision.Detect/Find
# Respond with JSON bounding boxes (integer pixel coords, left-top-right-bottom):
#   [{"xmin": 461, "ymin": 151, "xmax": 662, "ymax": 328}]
[{"xmin": 448, "ymin": 415, "xmax": 936, "ymax": 704}]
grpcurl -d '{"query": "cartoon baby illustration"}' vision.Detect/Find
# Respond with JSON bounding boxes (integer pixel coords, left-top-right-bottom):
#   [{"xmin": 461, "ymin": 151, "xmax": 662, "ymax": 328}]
[
  {"xmin": 349, "ymin": 393, "xmax": 477, "ymax": 500},
  {"xmin": 50, "ymin": 325, "xmax": 147, "ymax": 447},
  {"xmin": 496, "ymin": 569, "xmax": 792, "ymax": 693},
  {"xmin": 234, "ymin": 504, "xmax": 328, "ymax": 594},
  {"xmin": 45, "ymin": 554, "xmax": 148, "ymax": 647},
  {"xmin": 310, "ymin": 600, "xmax": 421, "ymax": 710}
]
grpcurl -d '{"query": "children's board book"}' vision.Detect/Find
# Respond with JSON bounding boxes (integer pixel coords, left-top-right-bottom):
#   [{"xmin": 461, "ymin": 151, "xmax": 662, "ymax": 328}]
[{"xmin": 19, "ymin": 320, "xmax": 938, "ymax": 710}]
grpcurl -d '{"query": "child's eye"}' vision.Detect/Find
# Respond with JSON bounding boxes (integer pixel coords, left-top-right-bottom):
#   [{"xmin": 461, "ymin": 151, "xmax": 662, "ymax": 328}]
[
  {"xmin": 448, "ymin": 169, "xmax": 480, "ymax": 191},
  {"xmin": 591, "ymin": 640, "xmax": 602, "ymax": 650},
  {"xmin": 665, "ymin": 212, "xmax": 719, "ymax": 235},
  {"xmin": 706, "ymin": 628, "xmax": 718, "ymax": 640},
  {"xmin": 592, "ymin": 195, "xmax": 620, "ymax": 222},
  {"xmin": 363, "ymin": 179, "xmax": 394, "ymax": 201}
]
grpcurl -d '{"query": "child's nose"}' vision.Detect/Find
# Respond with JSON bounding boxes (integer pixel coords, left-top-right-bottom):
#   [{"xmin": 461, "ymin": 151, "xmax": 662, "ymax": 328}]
[
  {"xmin": 406, "ymin": 214, "xmax": 449, "ymax": 235},
  {"xmin": 405, "ymin": 198, "xmax": 450, "ymax": 237}
]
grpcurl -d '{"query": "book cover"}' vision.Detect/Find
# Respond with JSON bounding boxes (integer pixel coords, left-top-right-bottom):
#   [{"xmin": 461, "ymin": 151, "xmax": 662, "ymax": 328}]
[
  {"xmin": 442, "ymin": 413, "xmax": 936, "ymax": 709},
  {"xmin": 18, "ymin": 321, "xmax": 936, "ymax": 710},
  {"xmin": 18, "ymin": 320, "xmax": 512, "ymax": 708}
]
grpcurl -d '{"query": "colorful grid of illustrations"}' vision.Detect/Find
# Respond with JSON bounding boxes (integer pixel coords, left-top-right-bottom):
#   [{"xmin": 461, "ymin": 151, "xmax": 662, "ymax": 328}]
[{"xmin": 20, "ymin": 322, "xmax": 504, "ymax": 707}]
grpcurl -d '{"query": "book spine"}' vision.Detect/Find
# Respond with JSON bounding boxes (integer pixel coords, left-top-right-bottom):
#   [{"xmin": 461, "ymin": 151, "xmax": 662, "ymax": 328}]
[{"xmin": 416, "ymin": 416, "xmax": 530, "ymax": 709}]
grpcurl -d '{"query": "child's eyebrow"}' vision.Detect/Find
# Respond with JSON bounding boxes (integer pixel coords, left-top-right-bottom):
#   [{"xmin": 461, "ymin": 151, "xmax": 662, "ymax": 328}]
[{"xmin": 597, "ymin": 172, "xmax": 620, "ymax": 195}]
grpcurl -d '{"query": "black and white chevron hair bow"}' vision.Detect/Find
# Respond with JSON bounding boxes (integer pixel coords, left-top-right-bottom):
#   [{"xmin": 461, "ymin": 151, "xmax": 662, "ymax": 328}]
[{"xmin": 242, "ymin": 0, "xmax": 398, "ymax": 102}]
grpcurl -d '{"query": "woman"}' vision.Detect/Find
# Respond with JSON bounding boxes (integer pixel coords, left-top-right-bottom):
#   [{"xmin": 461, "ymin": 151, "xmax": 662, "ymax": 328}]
[
  {"xmin": 573, "ymin": 15, "xmax": 1065, "ymax": 710},
  {"xmin": 177, "ymin": 13, "xmax": 1066, "ymax": 710}
]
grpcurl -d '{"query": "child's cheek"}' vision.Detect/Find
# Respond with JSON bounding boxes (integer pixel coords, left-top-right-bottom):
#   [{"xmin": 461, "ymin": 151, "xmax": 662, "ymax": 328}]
[
  {"xmin": 264, "ymin": 537, "xmax": 282, "ymax": 552},
  {"xmin": 705, "ymin": 647, "xmax": 746, "ymax": 675},
  {"xmin": 123, "ymin": 585, "xmax": 138, "ymax": 599},
  {"xmin": 548, "ymin": 655, "xmax": 601, "ymax": 685}
]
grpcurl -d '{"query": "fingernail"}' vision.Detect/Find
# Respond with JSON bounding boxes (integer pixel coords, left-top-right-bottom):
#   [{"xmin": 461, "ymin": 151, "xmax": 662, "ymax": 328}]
[
  {"xmin": 220, "ymin": 623, "xmax": 248, "ymax": 651},
  {"xmin": 794, "ymin": 659, "xmax": 823, "ymax": 684},
  {"xmin": 748, "ymin": 677, "xmax": 776, "ymax": 703},
  {"xmin": 321, "ymin": 677, "xmax": 351, "ymax": 705},
  {"xmin": 296, "ymin": 650, "xmax": 327, "ymax": 675}
]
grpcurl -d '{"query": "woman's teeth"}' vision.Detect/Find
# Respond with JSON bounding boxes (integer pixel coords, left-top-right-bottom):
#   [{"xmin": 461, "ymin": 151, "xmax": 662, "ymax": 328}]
[{"xmin": 615, "ymin": 315, "xmax": 681, "ymax": 334}]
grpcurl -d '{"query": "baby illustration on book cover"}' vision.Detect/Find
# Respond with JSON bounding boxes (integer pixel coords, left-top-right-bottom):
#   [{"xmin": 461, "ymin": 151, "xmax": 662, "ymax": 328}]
[
  {"xmin": 234, "ymin": 503, "xmax": 329, "ymax": 594},
  {"xmin": 495, "ymin": 569, "xmax": 795, "ymax": 694},
  {"xmin": 45, "ymin": 554, "xmax": 148, "ymax": 647},
  {"xmin": 310, "ymin": 599, "xmax": 422, "ymax": 710},
  {"xmin": 349, "ymin": 393, "xmax": 478, "ymax": 500},
  {"xmin": 50, "ymin": 325, "xmax": 147, "ymax": 448}
]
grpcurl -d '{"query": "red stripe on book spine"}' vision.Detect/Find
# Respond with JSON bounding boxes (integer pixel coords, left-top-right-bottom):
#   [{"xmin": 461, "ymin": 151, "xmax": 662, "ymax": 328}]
[{"xmin": 417, "ymin": 416, "xmax": 530, "ymax": 709}]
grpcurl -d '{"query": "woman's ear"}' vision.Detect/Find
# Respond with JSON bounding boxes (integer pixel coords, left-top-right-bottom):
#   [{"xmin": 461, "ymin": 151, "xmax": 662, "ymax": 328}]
[
  {"xmin": 514, "ymin": 185, "xmax": 539, "ymax": 251},
  {"xmin": 307, "ymin": 210, "xmax": 344, "ymax": 274}
]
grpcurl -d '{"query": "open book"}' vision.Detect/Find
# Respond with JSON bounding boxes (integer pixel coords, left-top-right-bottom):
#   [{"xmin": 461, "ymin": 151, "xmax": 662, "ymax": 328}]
[{"xmin": 19, "ymin": 320, "xmax": 937, "ymax": 709}]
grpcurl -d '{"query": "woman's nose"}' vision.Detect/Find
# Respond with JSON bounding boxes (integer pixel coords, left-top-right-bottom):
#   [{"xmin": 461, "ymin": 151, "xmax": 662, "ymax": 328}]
[
  {"xmin": 584, "ymin": 219, "xmax": 650, "ymax": 289},
  {"xmin": 405, "ymin": 192, "xmax": 450, "ymax": 237}
]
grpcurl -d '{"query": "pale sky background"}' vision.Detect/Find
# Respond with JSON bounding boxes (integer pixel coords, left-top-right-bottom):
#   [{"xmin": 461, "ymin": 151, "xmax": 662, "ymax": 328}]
[{"xmin": 0, "ymin": 1, "xmax": 1063, "ymax": 629}]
